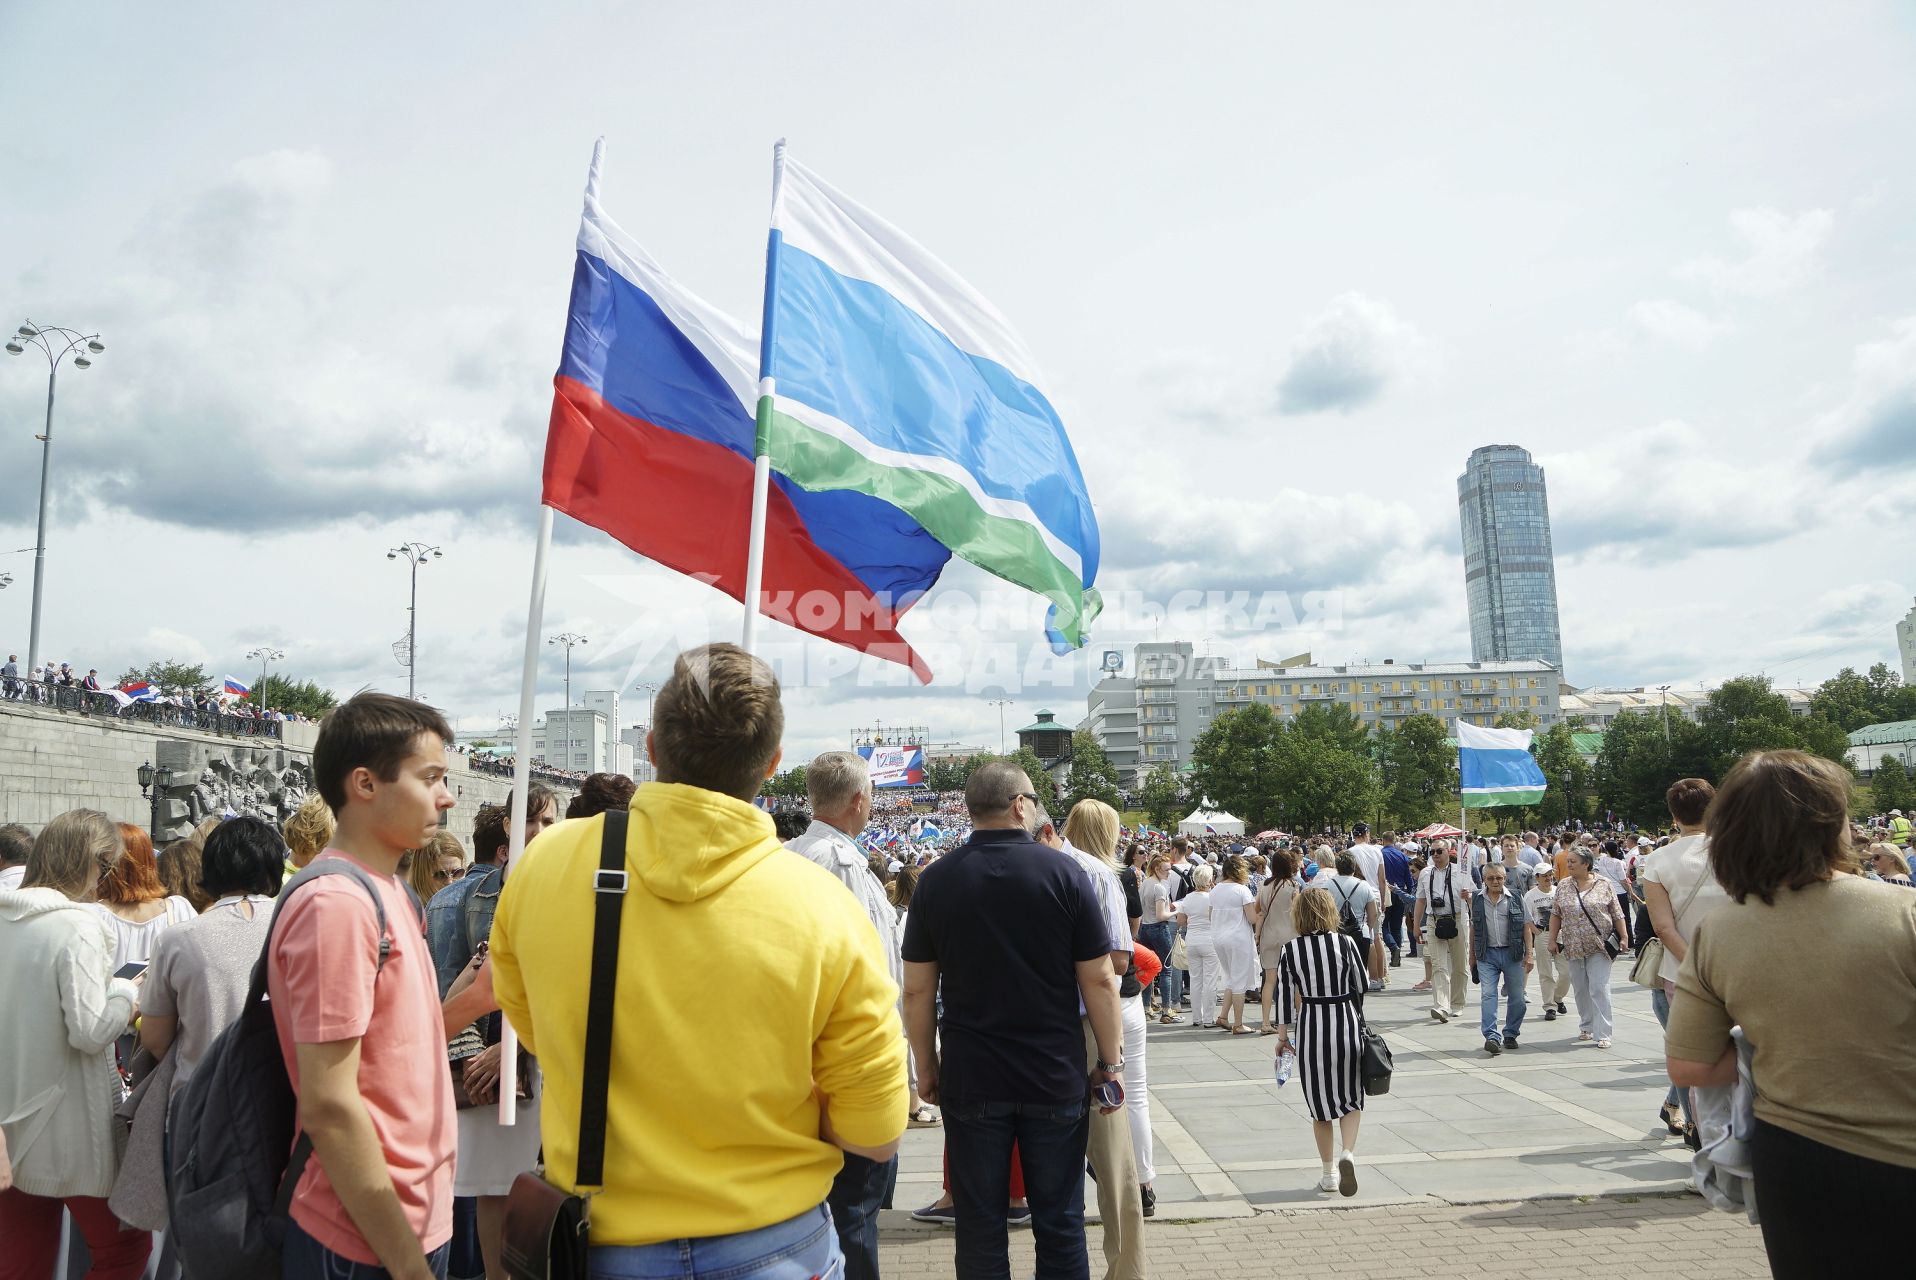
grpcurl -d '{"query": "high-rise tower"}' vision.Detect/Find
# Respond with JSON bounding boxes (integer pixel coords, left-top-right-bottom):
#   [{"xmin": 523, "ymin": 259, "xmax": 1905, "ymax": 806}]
[{"xmin": 1458, "ymin": 444, "xmax": 1564, "ymax": 673}]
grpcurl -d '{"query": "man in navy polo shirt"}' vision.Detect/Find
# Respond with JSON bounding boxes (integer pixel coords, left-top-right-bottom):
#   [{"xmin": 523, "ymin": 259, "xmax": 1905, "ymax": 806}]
[{"xmin": 903, "ymin": 762, "xmax": 1124, "ymax": 1280}]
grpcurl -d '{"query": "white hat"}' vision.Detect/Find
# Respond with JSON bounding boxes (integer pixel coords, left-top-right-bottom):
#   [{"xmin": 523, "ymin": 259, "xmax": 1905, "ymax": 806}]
[
  {"xmin": 1893, "ymin": 810, "xmax": 1904, "ymax": 817},
  {"xmin": 1637, "ymin": 836, "xmax": 1652, "ymax": 846}
]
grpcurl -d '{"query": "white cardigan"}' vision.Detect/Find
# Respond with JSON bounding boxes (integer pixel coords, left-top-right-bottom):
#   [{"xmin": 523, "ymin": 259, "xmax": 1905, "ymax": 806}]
[{"xmin": 0, "ymin": 887, "xmax": 139, "ymax": 1197}]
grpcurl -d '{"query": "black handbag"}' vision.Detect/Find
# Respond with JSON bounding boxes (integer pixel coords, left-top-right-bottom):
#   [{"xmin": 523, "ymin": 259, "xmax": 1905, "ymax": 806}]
[
  {"xmin": 1340, "ymin": 936, "xmax": 1393, "ymax": 1094},
  {"xmin": 501, "ymin": 810, "xmax": 628, "ymax": 1280},
  {"xmin": 1574, "ymin": 882, "xmax": 1621, "ymax": 961},
  {"xmin": 1431, "ymin": 868, "xmax": 1459, "ymax": 939}
]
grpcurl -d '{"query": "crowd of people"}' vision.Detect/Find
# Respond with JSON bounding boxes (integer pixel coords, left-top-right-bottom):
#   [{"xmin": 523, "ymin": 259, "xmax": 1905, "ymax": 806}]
[
  {"xmin": 1, "ymin": 653, "xmax": 310, "ymax": 730},
  {"xmin": 0, "ymin": 641, "xmax": 1911, "ymax": 1280}
]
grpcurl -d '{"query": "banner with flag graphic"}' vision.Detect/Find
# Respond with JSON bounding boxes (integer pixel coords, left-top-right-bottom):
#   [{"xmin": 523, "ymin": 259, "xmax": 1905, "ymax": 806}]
[
  {"xmin": 118, "ymin": 680, "xmax": 157, "ymax": 703},
  {"xmin": 762, "ymin": 154, "xmax": 1101, "ymax": 652},
  {"xmin": 1457, "ymin": 721, "xmax": 1548, "ymax": 808}
]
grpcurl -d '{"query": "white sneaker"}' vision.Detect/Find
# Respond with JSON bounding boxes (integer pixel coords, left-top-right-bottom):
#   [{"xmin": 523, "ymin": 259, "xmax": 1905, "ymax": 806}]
[
  {"xmin": 1432, "ymin": 1008, "xmax": 1451, "ymax": 1023},
  {"xmin": 1317, "ymin": 1172, "xmax": 1340, "ymax": 1193},
  {"xmin": 1338, "ymin": 1155, "xmax": 1358, "ymax": 1197}
]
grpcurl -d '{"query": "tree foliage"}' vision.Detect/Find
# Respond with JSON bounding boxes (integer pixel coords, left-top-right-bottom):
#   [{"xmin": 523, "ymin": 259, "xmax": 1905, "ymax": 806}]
[
  {"xmin": 923, "ymin": 756, "xmax": 969, "ymax": 792},
  {"xmin": 763, "ymin": 765, "xmax": 809, "ymax": 799},
  {"xmin": 1811, "ymin": 663, "xmax": 1916, "ymax": 731},
  {"xmin": 1189, "ymin": 704, "xmax": 1377, "ymax": 833},
  {"xmin": 1381, "ymin": 715, "xmax": 1456, "ymax": 828},
  {"xmin": 252, "ymin": 673, "xmax": 338, "ymax": 720},
  {"xmin": 1064, "ymin": 730, "xmax": 1123, "ymax": 814},
  {"xmin": 1137, "ymin": 764, "xmax": 1188, "ymax": 831},
  {"xmin": 1872, "ymin": 758, "xmax": 1912, "ymax": 815},
  {"xmin": 118, "ymin": 660, "xmax": 209, "ymax": 695}
]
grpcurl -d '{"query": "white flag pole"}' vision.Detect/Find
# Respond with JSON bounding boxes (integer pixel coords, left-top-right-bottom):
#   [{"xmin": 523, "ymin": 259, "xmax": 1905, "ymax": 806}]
[
  {"xmin": 496, "ymin": 137, "xmax": 605, "ymax": 1123},
  {"xmin": 741, "ymin": 138, "xmax": 788, "ymax": 655}
]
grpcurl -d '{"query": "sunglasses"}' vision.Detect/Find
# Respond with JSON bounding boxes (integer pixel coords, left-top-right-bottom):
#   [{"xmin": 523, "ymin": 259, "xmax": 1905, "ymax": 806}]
[{"xmin": 432, "ymin": 867, "xmax": 466, "ymax": 881}]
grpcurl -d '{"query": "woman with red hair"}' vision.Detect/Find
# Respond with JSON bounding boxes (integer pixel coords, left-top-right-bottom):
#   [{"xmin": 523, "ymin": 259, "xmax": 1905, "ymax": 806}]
[{"xmin": 89, "ymin": 823, "xmax": 196, "ymax": 971}]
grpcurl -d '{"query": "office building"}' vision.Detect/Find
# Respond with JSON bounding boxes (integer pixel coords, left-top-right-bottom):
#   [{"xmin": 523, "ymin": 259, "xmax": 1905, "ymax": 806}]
[
  {"xmin": 1086, "ymin": 640, "xmax": 1558, "ymax": 786},
  {"xmin": 1899, "ymin": 598, "xmax": 1916, "ymax": 685},
  {"xmin": 1458, "ymin": 444, "xmax": 1565, "ymax": 673}
]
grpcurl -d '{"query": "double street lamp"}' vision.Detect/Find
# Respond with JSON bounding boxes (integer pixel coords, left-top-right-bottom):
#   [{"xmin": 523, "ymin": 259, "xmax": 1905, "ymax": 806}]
[
  {"xmin": 247, "ymin": 647, "xmax": 285, "ymax": 712},
  {"xmin": 137, "ymin": 761, "xmax": 174, "ymax": 843},
  {"xmin": 6, "ymin": 320, "xmax": 106, "ymax": 679},
  {"xmin": 388, "ymin": 543, "xmax": 442, "ymax": 700},
  {"xmin": 548, "ymin": 633, "xmax": 587, "ymax": 771}
]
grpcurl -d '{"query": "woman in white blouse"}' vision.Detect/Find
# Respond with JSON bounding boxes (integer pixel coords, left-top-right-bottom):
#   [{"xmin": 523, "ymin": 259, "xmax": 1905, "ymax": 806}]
[{"xmin": 1177, "ymin": 865, "xmax": 1220, "ymax": 1028}]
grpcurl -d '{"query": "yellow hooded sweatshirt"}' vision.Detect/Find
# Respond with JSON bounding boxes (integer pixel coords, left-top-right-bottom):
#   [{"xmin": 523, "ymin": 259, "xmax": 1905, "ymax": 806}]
[{"xmin": 491, "ymin": 782, "xmax": 906, "ymax": 1246}]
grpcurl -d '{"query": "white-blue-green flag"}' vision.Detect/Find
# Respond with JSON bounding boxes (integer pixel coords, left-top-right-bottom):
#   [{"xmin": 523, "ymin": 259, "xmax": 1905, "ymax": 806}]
[{"xmin": 1457, "ymin": 721, "xmax": 1547, "ymax": 808}]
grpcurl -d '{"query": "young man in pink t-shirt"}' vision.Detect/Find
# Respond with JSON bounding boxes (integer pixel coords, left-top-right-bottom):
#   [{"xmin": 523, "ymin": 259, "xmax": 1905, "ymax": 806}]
[{"xmin": 269, "ymin": 693, "xmax": 458, "ymax": 1280}]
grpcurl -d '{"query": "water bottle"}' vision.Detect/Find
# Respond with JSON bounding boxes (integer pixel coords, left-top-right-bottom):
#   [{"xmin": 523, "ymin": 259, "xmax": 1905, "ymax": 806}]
[{"xmin": 1275, "ymin": 1048, "xmax": 1296, "ymax": 1086}]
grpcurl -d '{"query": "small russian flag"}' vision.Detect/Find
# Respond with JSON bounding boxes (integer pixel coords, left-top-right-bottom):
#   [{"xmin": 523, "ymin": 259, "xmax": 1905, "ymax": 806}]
[
  {"xmin": 222, "ymin": 675, "xmax": 251, "ymax": 698},
  {"xmin": 119, "ymin": 680, "xmax": 157, "ymax": 702}
]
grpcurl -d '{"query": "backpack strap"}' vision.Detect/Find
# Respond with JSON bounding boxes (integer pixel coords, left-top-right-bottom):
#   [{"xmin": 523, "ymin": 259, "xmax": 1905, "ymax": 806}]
[{"xmin": 575, "ymin": 810, "xmax": 629, "ymax": 1189}]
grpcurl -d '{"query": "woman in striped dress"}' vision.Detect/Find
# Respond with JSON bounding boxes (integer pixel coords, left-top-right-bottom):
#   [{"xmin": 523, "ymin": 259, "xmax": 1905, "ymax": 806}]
[{"xmin": 1275, "ymin": 887, "xmax": 1367, "ymax": 1196}]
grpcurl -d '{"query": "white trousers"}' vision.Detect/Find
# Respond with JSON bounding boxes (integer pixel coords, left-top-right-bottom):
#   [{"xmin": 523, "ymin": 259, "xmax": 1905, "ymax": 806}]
[
  {"xmin": 1187, "ymin": 937, "xmax": 1220, "ymax": 1025},
  {"xmin": 1531, "ymin": 937, "xmax": 1570, "ymax": 1005},
  {"xmin": 1426, "ymin": 923, "xmax": 1470, "ymax": 1015},
  {"xmin": 1121, "ymin": 993, "xmax": 1153, "ymax": 1184},
  {"xmin": 1567, "ymin": 952, "xmax": 1616, "ymax": 1040}
]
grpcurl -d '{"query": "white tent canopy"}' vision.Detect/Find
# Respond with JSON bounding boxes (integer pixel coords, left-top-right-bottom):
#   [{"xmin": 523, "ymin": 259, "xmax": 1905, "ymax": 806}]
[{"xmin": 1178, "ymin": 808, "xmax": 1244, "ymax": 837}]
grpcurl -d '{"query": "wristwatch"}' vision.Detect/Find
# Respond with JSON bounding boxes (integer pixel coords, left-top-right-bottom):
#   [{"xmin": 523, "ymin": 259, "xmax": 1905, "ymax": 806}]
[{"xmin": 1096, "ymin": 1056, "xmax": 1126, "ymax": 1073}]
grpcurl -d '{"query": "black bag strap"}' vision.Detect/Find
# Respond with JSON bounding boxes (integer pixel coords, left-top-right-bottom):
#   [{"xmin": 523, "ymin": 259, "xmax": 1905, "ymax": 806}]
[
  {"xmin": 1572, "ymin": 880, "xmax": 1615, "ymax": 940},
  {"xmin": 576, "ymin": 810, "xmax": 629, "ymax": 1189}
]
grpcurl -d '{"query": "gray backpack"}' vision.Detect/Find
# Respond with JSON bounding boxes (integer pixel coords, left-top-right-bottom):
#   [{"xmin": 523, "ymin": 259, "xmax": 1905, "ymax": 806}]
[{"xmin": 165, "ymin": 858, "xmax": 415, "ymax": 1280}]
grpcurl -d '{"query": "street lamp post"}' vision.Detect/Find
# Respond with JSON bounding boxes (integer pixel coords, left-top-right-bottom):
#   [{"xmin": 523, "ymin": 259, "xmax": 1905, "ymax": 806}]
[
  {"xmin": 246, "ymin": 646, "xmax": 285, "ymax": 713},
  {"xmin": 632, "ymin": 680, "xmax": 657, "ymax": 730},
  {"xmin": 137, "ymin": 761, "xmax": 174, "ymax": 843},
  {"xmin": 7, "ymin": 321, "xmax": 105, "ymax": 679},
  {"xmin": 1656, "ymin": 685, "xmax": 1672, "ymax": 745},
  {"xmin": 387, "ymin": 543, "xmax": 442, "ymax": 700},
  {"xmin": 548, "ymin": 632, "xmax": 587, "ymax": 769},
  {"xmin": 990, "ymin": 698, "xmax": 1013, "ymax": 755}
]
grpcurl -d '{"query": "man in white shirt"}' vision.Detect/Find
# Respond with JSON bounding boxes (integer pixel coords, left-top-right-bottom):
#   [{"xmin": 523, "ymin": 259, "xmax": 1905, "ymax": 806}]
[
  {"xmin": 1343, "ymin": 824, "xmax": 1387, "ymax": 988},
  {"xmin": 786, "ymin": 751, "xmax": 903, "ymax": 1278},
  {"xmin": 1523, "ymin": 865, "xmax": 1568, "ymax": 1019},
  {"xmin": 1414, "ymin": 842, "xmax": 1472, "ymax": 1022}
]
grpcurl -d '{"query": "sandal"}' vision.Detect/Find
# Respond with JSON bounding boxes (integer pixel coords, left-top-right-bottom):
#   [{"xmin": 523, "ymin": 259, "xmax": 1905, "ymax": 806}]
[
  {"xmin": 1258, "ymin": 1025, "xmax": 1279, "ymax": 1036},
  {"xmin": 908, "ymin": 1105, "xmax": 941, "ymax": 1128},
  {"xmin": 1230, "ymin": 1025, "xmax": 1254, "ymax": 1035},
  {"xmin": 1660, "ymin": 1102, "xmax": 1683, "ymax": 1136}
]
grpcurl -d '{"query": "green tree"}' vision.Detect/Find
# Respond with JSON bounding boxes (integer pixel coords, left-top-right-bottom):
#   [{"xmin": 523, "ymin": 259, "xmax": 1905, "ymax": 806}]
[
  {"xmin": 1592, "ymin": 710, "xmax": 1714, "ymax": 827},
  {"xmin": 1137, "ymin": 764, "xmax": 1187, "ymax": 831},
  {"xmin": 1268, "ymin": 729, "xmax": 1378, "ymax": 834},
  {"xmin": 1872, "ymin": 758, "xmax": 1912, "ymax": 815},
  {"xmin": 1006, "ymin": 748, "xmax": 1056, "ymax": 802},
  {"xmin": 1699, "ymin": 675, "xmax": 1852, "ymax": 776},
  {"xmin": 252, "ymin": 673, "xmax": 338, "ymax": 720},
  {"xmin": 1381, "ymin": 714, "xmax": 1456, "ymax": 829},
  {"xmin": 119, "ymin": 660, "xmax": 208, "ymax": 695},
  {"xmin": 1063, "ymin": 730, "xmax": 1122, "ymax": 814},
  {"xmin": 1811, "ymin": 667, "xmax": 1877, "ymax": 731},
  {"xmin": 763, "ymin": 765, "xmax": 809, "ymax": 799},
  {"xmin": 1291, "ymin": 702, "xmax": 1373, "ymax": 754},
  {"xmin": 1190, "ymin": 704, "xmax": 1283, "ymax": 829},
  {"xmin": 923, "ymin": 757, "xmax": 968, "ymax": 792},
  {"xmin": 1493, "ymin": 708, "xmax": 1541, "ymax": 731},
  {"xmin": 1530, "ymin": 723, "xmax": 1589, "ymax": 828}
]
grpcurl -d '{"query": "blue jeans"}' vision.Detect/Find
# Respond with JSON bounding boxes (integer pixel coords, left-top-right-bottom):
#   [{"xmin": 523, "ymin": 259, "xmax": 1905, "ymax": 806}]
[
  {"xmin": 945, "ymin": 1099, "xmax": 1091, "ymax": 1280},
  {"xmin": 1650, "ymin": 986, "xmax": 1695, "ymax": 1127},
  {"xmin": 1476, "ymin": 945, "xmax": 1528, "ymax": 1043},
  {"xmin": 1139, "ymin": 923, "xmax": 1181, "ymax": 1010},
  {"xmin": 826, "ymin": 1153, "xmax": 897, "ymax": 1280},
  {"xmin": 282, "ymin": 1219, "xmax": 450, "ymax": 1279},
  {"xmin": 587, "ymin": 1205, "xmax": 842, "ymax": 1279}
]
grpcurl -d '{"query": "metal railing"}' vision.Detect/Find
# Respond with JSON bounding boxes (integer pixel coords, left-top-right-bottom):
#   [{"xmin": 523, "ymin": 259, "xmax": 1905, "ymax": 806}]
[{"xmin": 1, "ymin": 679, "xmax": 285, "ymax": 740}]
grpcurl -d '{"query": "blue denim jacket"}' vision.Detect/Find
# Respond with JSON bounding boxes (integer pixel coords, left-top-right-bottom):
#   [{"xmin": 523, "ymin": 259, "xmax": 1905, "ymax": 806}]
[{"xmin": 426, "ymin": 863, "xmax": 502, "ymax": 998}]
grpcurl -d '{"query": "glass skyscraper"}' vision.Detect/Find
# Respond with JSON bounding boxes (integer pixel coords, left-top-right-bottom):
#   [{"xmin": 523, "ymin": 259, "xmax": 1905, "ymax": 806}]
[{"xmin": 1457, "ymin": 444, "xmax": 1564, "ymax": 673}]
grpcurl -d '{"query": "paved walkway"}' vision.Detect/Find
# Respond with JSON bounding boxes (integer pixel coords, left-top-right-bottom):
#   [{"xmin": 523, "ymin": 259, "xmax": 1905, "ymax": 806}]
[
  {"xmin": 880, "ymin": 1194, "xmax": 1772, "ymax": 1277},
  {"xmin": 892, "ymin": 956, "xmax": 1697, "ymax": 1217}
]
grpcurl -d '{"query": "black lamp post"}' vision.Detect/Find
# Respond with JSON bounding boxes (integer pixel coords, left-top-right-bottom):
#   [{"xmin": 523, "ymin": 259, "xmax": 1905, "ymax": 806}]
[{"xmin": 138, "ymin": 761, "xmax": 174, "ymax": 841}]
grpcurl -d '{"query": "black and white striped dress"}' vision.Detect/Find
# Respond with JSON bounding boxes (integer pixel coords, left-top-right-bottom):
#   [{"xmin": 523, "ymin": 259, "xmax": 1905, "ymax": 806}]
[{"xmin": 1279, "ymin": 930, "xmax": 1365, "ymax": 1121}]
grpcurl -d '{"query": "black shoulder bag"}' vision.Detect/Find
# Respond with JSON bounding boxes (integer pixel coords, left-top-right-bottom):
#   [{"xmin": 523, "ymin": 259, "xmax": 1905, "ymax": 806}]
[
  {"xmin": 1341, "ymin": 936, "xmax": 1394, "ymax": 1095},
  {"xmin": 1574, "ymin": 880, "xmax": 1621, "ymax": 961},
  {"xmin": 502, "ymin": 810, "xmax": 628, "ymax": 1280}
]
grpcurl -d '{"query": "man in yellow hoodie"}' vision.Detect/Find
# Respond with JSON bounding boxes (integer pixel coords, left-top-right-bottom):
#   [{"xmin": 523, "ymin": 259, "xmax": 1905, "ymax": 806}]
[{"xmin": 491, "ymin": 643, "xmax": 906, "ymax": 1277}]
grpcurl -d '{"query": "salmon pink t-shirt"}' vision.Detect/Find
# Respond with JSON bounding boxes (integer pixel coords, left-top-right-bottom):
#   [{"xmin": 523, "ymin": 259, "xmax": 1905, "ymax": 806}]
[{"xmin": 267, "ymin": 851, "xmax": 456, "ymax": 1264}]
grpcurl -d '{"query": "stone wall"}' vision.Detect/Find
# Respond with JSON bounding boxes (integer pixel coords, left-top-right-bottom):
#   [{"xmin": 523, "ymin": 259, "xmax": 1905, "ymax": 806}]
[{"xmin": 0, "ymin": 701, "xmax": 574, "ymax": 852}]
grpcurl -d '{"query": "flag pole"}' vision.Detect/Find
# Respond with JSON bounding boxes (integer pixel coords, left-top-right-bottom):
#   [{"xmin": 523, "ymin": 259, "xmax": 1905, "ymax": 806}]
[
  {"xmin": 741, "ymin": 138, "xmax": 788, "ymax": 655},
  {"xmin": 496, "ymin": 137, "xmax": 605, "ymax": 1122}
]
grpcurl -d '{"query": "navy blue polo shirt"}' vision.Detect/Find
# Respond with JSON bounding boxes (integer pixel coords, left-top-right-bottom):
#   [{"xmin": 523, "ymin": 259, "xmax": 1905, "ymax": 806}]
[{"xmin": 901, "ymin": 827, "xmax": 1108, "ymax": 1106}]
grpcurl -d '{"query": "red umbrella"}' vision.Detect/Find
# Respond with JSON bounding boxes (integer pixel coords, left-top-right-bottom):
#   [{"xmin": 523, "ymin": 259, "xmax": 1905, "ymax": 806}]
[{"xmin": 1414, "ymin": 822, "xmax": 1465, "ymax": 839}]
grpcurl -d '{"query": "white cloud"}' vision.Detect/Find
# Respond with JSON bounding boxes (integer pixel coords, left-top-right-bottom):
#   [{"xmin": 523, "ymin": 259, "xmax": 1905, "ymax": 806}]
[
  {"xmin": 1274, "ymin": 293, "xmax": 1422, "ymax": 415},
  {"xmin": 1678, "ymin": 207, "xmax": 1834, "ymax": 297},
  {"xmin": 1809, "ymin": 317, "xmax": 1916, "ymax": 473},
  {"xmin": 1629, "ymin": 299, "xmax": 1727, "ymax": 348}
]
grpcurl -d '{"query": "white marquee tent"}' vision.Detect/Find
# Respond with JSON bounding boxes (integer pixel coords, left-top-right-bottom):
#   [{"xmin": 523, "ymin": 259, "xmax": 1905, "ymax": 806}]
[{"xmin": 1177, "ymin": 808, "xmax": 1244, "ymax": 837}]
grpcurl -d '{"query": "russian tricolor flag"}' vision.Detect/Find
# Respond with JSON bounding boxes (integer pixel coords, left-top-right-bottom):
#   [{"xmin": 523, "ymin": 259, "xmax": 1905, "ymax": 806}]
[
  {"xmin": 541, "ymin": 151, "xmax": 946, "ymax": 681},
  {"xmin": 222, "ymin": 676, "xmax": 251, "ymax": 698},
  {"xmin": 119, "ymin": 679, "xmax": 157, "ymax": 702}
]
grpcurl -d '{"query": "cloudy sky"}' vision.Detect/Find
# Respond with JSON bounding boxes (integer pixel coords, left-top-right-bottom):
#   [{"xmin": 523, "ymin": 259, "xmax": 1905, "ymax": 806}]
[{"xmin": 3, "ymin": 4, "xmax": 1913, "ymax": 763}]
